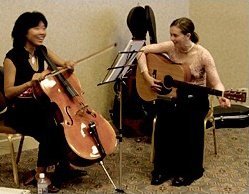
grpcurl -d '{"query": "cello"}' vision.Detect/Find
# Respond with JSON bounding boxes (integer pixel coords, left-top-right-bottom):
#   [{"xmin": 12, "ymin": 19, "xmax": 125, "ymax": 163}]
[{"xmin": 33, "ymin": 46, "xmax": 117, "ymax": 164}]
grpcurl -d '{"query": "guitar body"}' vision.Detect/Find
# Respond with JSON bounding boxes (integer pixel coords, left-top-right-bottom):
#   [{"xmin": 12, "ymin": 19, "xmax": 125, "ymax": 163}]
[{"xmin": 136, "ymin": 53, "xmax": 191, "ymax": 101}]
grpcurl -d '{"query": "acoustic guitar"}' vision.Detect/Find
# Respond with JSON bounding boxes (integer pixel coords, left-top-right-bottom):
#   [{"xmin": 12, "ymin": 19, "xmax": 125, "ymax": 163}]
[
  {"xmin": 136, "ymin": 53, "xmax": 247, "ymax": 103},
  {"xmin": 136, "ymin": 53, "xmax": 191, "ymax": 101}
]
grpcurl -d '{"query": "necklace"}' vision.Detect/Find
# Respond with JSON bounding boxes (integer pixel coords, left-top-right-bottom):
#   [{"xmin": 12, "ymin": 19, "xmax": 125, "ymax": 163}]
[
  {"xmin": 24, "ymin": 46, "xmax": 36, "ymax": 65},
  {"xmin": 180, "ymin": 43, "xmax": 195, "ymax": 53},
  {"xmin": 29, "ymin": 54, "xmax": 38, "ymax": 71},
  {"xmin": 27, "ymin": 51, "xmax": 37, "ymax": 66},
  {"xmin": 30, "ymin": 55, "xmax": 36, "ymax": 65}
]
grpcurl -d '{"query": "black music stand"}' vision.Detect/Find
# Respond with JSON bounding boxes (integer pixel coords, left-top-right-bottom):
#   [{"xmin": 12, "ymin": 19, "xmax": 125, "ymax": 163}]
[{"xmin": 98, "ymin": 39, "xmax": 145, "ymax": 193}]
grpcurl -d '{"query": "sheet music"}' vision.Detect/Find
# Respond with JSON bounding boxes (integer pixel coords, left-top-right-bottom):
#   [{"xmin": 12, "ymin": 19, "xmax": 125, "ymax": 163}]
[{"xmin": 102, "ymin": 40, "xmax": 145, "ymax": 84}]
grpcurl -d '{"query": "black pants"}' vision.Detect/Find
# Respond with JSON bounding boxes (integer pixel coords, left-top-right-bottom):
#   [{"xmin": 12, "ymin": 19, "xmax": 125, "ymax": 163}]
[
  {"xmin": 153, "ymin": 90, "xmax": 209, "ymax": 177},
  {"xmin": 5, "ymin": 98, "xmax": 69, "ymax": 167}
]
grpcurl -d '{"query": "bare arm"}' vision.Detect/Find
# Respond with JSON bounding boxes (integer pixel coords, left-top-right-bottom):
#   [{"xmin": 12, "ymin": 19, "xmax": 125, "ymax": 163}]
[
  {"xmin": 137, "ymin": 42, "xmax": 170, "ymax": 73},
  {"xmin": 3, "ymin": 58, "xmax": 33, "ymax": 99},
  {"xmin": 136, "ymin": 42, "xmax": 172, "ymax": 92},
  {"xmin": 203, "ymin": 50, "xmax": 231, "ymax": 107}
]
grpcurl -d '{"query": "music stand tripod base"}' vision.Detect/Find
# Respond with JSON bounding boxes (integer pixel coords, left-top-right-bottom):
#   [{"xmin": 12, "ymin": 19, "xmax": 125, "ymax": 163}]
[{"xmin": 97, "ymin": 40, "xmax": 145, "ymax": 193}]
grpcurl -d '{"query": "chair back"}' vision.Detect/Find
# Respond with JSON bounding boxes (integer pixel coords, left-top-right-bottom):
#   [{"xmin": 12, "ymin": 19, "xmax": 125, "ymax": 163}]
[
  {"xmin": 0, "ymin": 66, "xmax": 24, "ymax": 186},
  {"xmin": 0, "ymin": 66, "xmax": 7, "ymax": 114}
]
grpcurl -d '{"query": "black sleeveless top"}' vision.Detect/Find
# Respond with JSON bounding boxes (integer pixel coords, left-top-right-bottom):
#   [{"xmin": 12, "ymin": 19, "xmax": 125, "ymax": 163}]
[
  {"xmin": 5, "ymin": 45, "xmax": 47, "ymax": 86},
  {"xmin": 4, "ymin": 45, "xmax": 52, "ymax": 130}
]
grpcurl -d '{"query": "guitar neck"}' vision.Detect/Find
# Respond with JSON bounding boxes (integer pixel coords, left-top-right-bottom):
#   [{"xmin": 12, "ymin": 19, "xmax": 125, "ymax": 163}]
[
  {"xmin": 164, "ymin": 75, "xmax": 247, "ymax": 102},
  {"xmin": 173, "ymin": 79, "xmax": 223, "ymax": 97}
]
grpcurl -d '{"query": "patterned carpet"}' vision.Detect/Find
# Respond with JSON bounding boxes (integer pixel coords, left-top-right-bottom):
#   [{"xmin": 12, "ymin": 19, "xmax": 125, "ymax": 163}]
[{"xmin": 0, "ymin": 127, "xmax": 248, "ymax": 194}]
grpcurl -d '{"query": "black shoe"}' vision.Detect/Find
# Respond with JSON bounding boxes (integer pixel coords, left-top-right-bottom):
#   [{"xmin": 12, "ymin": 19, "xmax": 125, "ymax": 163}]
[
  {"xmin": 172, "ymin": 175, "xmax": 202, "ymax": 187},
  {"xmin": 171, "ymin": 169, "xmax": 204, "ymax": 187},
  {"xmin": 56, "ymin": 161, "xmax": 87, "ymax": 178},
  {"xmin": 23, "ymin": 169, "xmax": 36, "ymax": 186},
  {"xmin": 53, "ymin": 163, "xmax": 87, "ymax": 187},
  {"xmin": 48, "ymin": 183, "xmax": 60, "ymax": 193},
  {"xmin": 151, "ymin": 173, "xmax": 172, "ymax": 185}
]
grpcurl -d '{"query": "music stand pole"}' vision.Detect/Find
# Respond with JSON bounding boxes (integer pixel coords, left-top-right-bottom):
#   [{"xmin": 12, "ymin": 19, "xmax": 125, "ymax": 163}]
[
  {"xmin": 98, "ymin": 40, "xmax": 145, "ymax": 193},
  {"xmin": 117, "ymin": 78, "xmax": 124, "ymax": 192}
]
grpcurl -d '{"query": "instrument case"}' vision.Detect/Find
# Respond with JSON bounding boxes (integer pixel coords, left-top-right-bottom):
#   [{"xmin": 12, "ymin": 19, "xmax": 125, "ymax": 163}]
[{"xmin": 213, "ymin": 104, "xmax": 249, "ymax": 128}]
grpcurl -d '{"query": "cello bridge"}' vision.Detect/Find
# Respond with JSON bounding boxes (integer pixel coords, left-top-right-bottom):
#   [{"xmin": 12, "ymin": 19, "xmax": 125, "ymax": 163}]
[{"xmin": 76, "ymin": 104, "xmax": 89, "ymax": 116}]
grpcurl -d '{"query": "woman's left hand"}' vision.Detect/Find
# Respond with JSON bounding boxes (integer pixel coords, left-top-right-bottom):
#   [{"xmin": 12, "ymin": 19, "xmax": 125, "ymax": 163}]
[{"xmin": 218, "ymin": 96, "xmax": 231, "ymax": 108}]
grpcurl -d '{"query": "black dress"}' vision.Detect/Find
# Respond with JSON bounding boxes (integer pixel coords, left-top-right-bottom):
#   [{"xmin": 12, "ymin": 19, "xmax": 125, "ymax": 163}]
[{"xmin": 153, "ymin": 87, "xmax": 209, "ymax": 178}]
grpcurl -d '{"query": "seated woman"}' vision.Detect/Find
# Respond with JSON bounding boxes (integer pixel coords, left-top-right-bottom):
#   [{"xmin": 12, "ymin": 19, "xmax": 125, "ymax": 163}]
[
  {"xmin": 137, "ymin": 17, "xmax": 230, "ymax": 186},
  {"xmin": 3, "ymin": 11, "xmax": 86, "ymax": 192}
]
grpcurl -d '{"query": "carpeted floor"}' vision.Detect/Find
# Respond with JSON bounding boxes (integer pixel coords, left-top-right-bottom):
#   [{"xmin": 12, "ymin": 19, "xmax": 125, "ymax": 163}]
[{"xmin": 0, "ymin": 127, "xmax": 248, "ymax": 194}]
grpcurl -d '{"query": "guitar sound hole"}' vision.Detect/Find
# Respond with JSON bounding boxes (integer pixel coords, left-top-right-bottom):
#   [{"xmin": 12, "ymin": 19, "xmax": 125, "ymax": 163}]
[{"xmin": 158, "ymin": 82, "xmax": 172, "ymax": 95}]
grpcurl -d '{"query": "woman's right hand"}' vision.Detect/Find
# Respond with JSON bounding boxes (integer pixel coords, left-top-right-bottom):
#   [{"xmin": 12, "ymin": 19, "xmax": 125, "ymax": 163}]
[
  {"xmin": 29, "ymin": 72, "xmax": 46, "ymax": 86},
  {"xmin": 142, "ymin": 71, "xmax": 162, "ymax": 92},
  {"xmin": 33, "ymin": 72, "xmax": 43, "ymax": 81}
]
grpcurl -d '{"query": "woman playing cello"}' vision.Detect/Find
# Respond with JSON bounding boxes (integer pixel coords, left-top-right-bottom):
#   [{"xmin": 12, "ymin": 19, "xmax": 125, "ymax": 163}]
[{"xmin": 3, "ymin": 11, "xmax": 85, "ymax": 192}]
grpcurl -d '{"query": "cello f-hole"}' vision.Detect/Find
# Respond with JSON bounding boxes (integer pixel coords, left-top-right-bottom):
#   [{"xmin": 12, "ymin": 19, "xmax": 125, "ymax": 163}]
[{"xmin": 65, "ymin": 106, "xmax": 73, "ymax": 125}]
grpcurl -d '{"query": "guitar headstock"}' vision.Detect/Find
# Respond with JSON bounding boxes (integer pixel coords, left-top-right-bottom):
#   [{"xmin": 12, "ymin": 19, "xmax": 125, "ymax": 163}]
[{"xmin": 224, "ymin": 89, "xmax": 247, "ymax": 102}]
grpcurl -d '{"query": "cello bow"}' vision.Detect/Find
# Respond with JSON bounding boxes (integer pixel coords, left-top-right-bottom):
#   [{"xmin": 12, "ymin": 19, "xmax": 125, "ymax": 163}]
[{"xmin": 47, "ymin": 43, "xmax": 117, "ymax": 77}]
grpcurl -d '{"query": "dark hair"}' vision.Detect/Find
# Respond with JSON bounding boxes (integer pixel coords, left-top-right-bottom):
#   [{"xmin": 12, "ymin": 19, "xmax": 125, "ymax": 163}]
[
  {"xmin": 170, "ymin": 17, "xmax": 199, "ymax": 43},
  {"xmin": 11, "ymin": 11, "xmax": 48, "ymax": 48}
]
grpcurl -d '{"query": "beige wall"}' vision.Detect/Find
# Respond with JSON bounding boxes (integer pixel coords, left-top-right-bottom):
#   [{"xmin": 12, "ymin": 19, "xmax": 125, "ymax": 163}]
[
  {"xmin": 1, "ymin": 0, "xmax": 248, "ymax": 120},
  {"xmin": 0, "ymin": 0, "xmax": 189, "ymax": 119},
  {"xmin": 190, "ymin": 0, "xmax": 249, "ymax": 106}
]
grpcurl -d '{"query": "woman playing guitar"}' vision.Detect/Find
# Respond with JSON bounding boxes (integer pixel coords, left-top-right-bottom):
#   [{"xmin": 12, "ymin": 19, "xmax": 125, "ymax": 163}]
[{"xmin": 137, "ymin": 17, "xmax": 230, "ymax": 187}]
